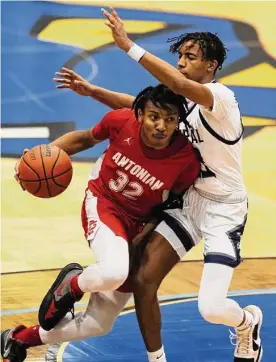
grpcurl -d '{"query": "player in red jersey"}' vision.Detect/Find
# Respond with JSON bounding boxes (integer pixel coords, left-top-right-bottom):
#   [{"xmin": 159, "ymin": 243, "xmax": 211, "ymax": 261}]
[{"xmin": 1, "ymin": 84, "xmax": 200, "ymax": 362}]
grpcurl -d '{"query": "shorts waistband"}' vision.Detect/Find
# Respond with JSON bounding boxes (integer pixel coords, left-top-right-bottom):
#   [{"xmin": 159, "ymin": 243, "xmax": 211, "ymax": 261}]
[{"xmin": 194, "ymin": 187, "xmax": 247, "ymax": 204}]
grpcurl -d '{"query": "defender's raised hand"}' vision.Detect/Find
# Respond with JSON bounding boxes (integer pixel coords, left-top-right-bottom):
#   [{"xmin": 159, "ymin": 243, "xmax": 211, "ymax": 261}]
[
  {"xmin": 101, "ymin": 7, "xmax": 133, "ymax": 52},
  {"xmin": 53, "ymin": 67, "xmax": 93, "ymax": 97}
]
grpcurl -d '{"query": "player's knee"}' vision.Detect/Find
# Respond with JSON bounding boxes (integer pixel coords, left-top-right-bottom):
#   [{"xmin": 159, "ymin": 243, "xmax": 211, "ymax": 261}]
[
  {"xmin": 198, "ymin": 298, "xmax": 225, "ymax": 324},
  {"xmin": 80, "ymin": 311, "xmax": 115, "ymax": 338},
  {"xmin": 88, "ymin": 314, "xmax": 115, "ymax": 336},
  {"xmin": 132, "ymin": 268, "xmax": 158, "ymax": 297},
  {"xmin": 101, "ymin": 263, "xmax": 129, "ymax": 290}
]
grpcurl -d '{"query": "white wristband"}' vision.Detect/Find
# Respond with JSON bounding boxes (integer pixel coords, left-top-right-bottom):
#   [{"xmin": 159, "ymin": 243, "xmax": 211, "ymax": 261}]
[{"xmin": 127, "ymin": 43, "xmax": 146, "ymax": 62}]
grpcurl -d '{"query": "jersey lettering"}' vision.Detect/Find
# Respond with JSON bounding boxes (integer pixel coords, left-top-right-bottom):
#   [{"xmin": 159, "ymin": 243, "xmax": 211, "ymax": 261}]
[{"xmin": 112, "ymin": 152, "xmax": 164, "ymax": 191}]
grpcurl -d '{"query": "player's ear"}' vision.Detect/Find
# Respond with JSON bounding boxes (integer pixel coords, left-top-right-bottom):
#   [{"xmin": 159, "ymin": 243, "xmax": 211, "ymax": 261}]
[
  {"xmin": 207, "ymin": 59, "xmax": 218, "ymax": 73},
  {"xmin": 137, "ymin": 109, "xmax": 143, "ymax": 123}
]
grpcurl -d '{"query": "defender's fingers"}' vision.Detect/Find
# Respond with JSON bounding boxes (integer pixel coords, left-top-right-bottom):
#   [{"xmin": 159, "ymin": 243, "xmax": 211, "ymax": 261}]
[{"xmin": 53, "ymin": 78, "xmax": 71, "ymax": 84}]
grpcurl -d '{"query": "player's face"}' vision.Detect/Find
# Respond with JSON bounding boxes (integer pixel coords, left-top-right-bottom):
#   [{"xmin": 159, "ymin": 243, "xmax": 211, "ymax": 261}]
[
  {"xmin": 139, "ymin": 101, "xmax": 179, "ymax": 149},
  {"xmin": 177, "ymin": 41, "xmax": 217, "ymax": 83}
]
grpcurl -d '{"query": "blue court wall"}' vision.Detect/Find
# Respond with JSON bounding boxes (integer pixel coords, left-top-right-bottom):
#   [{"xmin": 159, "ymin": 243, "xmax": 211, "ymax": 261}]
[{"xmin": 2, "ymin": 1, "xmax": 275, "ymax": 158}]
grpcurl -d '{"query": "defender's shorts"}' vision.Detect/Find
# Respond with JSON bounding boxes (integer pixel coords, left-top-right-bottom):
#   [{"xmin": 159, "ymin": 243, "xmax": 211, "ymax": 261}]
[{"xmin": 155, "ymin": 187, "xmax": 248, "ymax": 268}]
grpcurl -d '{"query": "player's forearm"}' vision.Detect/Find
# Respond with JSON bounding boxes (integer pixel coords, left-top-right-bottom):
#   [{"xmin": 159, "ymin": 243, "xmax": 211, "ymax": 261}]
[
  {"xmin": 49, "ymin": 130, "xmax": 95, "ymax": 155},
  {"xmin": 139, "ymin": 51, "xmax": 212, "ymax": 107},
  {"xmin": 90, "ymin": 86, "xmax": 135, "ymax": 109}
]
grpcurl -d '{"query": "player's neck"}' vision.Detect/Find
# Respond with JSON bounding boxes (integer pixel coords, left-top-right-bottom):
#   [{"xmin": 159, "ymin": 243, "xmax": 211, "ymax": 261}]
[{"xmin": 200, "ymin": 74, "xmax": 215, "ymax": 84}]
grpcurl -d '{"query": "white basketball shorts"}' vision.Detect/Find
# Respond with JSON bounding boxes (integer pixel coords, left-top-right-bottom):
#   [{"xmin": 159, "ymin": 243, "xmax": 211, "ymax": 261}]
[{"xmin": 155, "ymin": 187, "xmax": 248, "ymax": 268}]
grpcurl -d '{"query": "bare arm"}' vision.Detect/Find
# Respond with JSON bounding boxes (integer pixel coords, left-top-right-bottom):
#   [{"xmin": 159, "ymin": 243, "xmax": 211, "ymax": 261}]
[
  {"xmin": 139, "ymin": 53, "xmax": 213, "ymax": 107},
  {"xmin": 54, "ymin": 67, "xmax": 134, "ymax": 109},
  {"xmin": 102, "ymin": 7, "xmax": 214, "ymax": 108},
  {"xmin": 49, "ymin": 129, "xmax": 100, "ymax": 155},
  {"xmin": 90, "ymin": 85, "xmax": 135, "ymax": 109}
]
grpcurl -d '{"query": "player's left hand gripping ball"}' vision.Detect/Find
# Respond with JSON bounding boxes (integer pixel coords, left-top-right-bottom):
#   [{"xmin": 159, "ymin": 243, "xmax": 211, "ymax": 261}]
[{"xmin": 17, "ymin": 145, "xmax": 73, "ymax": 198}]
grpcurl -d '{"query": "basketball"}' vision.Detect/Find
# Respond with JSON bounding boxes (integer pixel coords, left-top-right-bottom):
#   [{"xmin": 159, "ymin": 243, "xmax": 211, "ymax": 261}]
[{"xmin": 18, "ymin": 144, "xmax": 73, "ymax": 198}]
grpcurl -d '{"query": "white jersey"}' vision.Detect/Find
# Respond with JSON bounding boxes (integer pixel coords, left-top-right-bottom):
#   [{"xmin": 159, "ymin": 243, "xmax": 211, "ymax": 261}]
[{"xmin": 179, "ymin": 81, "xmax": 246, "ymax": 197}]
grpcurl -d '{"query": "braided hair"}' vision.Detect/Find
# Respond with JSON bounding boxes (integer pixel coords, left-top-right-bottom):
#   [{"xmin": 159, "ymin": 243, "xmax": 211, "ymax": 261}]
[
  {"xmin": 132, "ymin": 84, "xmax": 188, "ymax": 123},
  {"xmin": 168, "ymin": 32, "xmax": 227, "ymax": 74}
]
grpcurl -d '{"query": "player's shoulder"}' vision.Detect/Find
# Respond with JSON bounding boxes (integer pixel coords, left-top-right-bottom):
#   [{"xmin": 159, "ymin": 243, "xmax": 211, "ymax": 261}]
[
  {"xmin": 103, "ymin": 108, "xmax": 136, "ymax": 130},
  {"xmin": 106, "ymin": 108, "xmax": 135, "ymax": 121},
  {"xmin": 204, "ymin": 81, "xmax": 235, "ymax": 101}
]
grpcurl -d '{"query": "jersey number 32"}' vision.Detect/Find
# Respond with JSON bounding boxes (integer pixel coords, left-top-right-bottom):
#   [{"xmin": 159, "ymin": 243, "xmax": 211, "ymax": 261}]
[{"xmin": 109, "ymin": 170, "xmax": 144, "ymax": 200}]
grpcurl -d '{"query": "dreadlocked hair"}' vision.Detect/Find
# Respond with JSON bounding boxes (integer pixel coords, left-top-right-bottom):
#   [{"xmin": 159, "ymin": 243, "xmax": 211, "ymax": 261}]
[
  {"xmin": 168, "ymin": 32, "xmax": 227, "ymax": 73},
  {"xmin": 132, "ymin": 84, "xmax": 188, "ymax": 123}
]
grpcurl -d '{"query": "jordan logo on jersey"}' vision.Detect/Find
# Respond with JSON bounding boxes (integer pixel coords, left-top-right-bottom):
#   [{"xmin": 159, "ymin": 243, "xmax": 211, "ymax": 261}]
[
  {"xmin": 123, "ymin": 137, "xmax": 131, "ymax": 145},
  {"xmin": 112, "ymin": 152, "xmax": 164, "ymax": 190}
]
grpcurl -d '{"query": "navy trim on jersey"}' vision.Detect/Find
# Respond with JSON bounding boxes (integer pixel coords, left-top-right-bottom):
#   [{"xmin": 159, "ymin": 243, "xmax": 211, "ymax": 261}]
[
  {"xmin": 185, "ymin": 103, "xmax": 197, "ymax": 118},
  {"xmin": 161, "ymin": 212, "xmax": 194, "ymax": 252},
  {"xmin": 199, "ymin": 111, "xmax": 244, "ymax": 145},
  {"xmin": 204, "ymin": 253, "xmax": 241, "ymax": 268}
]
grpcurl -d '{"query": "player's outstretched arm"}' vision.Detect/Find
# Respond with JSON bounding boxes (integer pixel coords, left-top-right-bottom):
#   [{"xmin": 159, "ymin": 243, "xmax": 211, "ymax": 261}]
[
  {"xmin": 49, "ymin": 129, "xmax": 100, "ymax": 156},
  {"xmin": 102, "ymin": 7, "xmax": 214, "ymax": 108},
  {"xmin": 54, "ymin": 67, "xmax": 135, "ymax": 109}
]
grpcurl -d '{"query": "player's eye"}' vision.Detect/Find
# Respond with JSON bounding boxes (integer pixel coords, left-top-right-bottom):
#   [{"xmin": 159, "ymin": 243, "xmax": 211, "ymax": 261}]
[{"xmin": 166, "ymin": 117, "xmax": 176, "ymax": 123}]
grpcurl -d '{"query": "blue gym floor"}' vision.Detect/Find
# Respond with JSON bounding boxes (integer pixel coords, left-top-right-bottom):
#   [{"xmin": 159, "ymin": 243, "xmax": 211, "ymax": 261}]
[{"xmin": 47, "ymin": 291, "xmax": 276, "ymax": 362}]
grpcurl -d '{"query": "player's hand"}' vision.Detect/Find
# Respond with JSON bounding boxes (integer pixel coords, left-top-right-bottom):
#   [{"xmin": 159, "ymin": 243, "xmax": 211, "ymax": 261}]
[
  {"xmin": 53, "ymin": 67, "xmax": 94, "ymax": 96},
  {"xmin": 14, "ymin": 149, "xmax": 29, "ymax": 190},
  {"xmin": 101, "ymin": 7, "xmax": 133, "ymax": 52},
  {"xmin": 132, "ymin": 232, "xmax": 146, "ymax": 246}
]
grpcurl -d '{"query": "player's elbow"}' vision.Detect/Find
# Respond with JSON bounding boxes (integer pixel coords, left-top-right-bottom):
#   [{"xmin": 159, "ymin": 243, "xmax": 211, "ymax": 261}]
[{"xmin": 83, "ymin": 129, "xmax": 99, "ymax": 149}]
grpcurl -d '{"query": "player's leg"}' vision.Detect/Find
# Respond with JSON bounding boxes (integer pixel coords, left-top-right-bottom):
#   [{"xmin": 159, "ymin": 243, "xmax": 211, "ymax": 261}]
[
  {"xmin": 39, "ymin": 191, "xmax": 130, "ymax": 331},
  {"xmin": 39, "ymin": 290, "xmax": 131, "ymax": 343},
  {"xmin": 133, "ymin": 231, "xmax": 179, "ymax": 359},
  {"xmin": 78, "ymin": 191, "xmax": 130, "ymax": 292},
  {"xmin": 196, "ymin": 195, "xmax": 262, "ymax": 361},
  {"xmin": 1, "ymin": 290, "xmax": 131, "ymax": 361},
  {"xmin": 133, "ymin": 207, "xmax": 201, "ymax": 362}
]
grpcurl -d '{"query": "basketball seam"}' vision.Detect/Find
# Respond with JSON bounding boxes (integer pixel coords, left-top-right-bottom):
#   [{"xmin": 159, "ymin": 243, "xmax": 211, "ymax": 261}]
[
  {"xmin": 51, "ymin": 147, "xmax": 61, "ymax": 178},
  {"xmin": 21, "ymin": 157, "xmax": 42, "ymax": 195},
  {"xmin": 19, "ymin": 167, "xmax": 72, "ymax": 183},
  {"xmin": 40, "ymin": 145, "xmax": 52, "ymax": 197},
  {"xmin": 50, "ymin": 147, "xmax": 71, "ymax": 188},
  {"xmin": 51, "ymin": 172, "xmax": 71, "ymax": 188}
]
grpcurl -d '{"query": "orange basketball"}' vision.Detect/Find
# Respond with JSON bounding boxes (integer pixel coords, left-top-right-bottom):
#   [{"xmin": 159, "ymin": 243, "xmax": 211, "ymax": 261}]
[{"xmin": 18, "ymin": 144, "xmax": 73, "ymax": 198}]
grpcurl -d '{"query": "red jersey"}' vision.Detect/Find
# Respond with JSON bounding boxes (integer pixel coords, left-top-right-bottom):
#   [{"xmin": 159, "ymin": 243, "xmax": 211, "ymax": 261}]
[{"xmin": 88, "ymin": 108, "xmax": 200, "ymax": 222}]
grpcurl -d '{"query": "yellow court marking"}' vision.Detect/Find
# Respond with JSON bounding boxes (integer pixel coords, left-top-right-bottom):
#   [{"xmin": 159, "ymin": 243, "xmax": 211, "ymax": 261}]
[
  {"xmin": 220, "ymin": 63, "xmax": 276, "ymax": 88},
  {"xmin": 1, "ymin": 158, "xmax": 95, "ymax": 273},
  {"xmin": 242, "ymin": 126, "xmax": 276, "ymax": 258},
  {"xmin": 242, "ymin": 117, "xmax": 275, "ymax": 127},
  {"xmin": 57, "ymin": 342, "xmax": 69, "ymax": 362},
  {"xmin": 52, "ymin": 1, "xmax": 276, "ymax": 59},
  {"xmin": 38, "ymin": 18, "xmax": 166, "ymax": 50}
]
